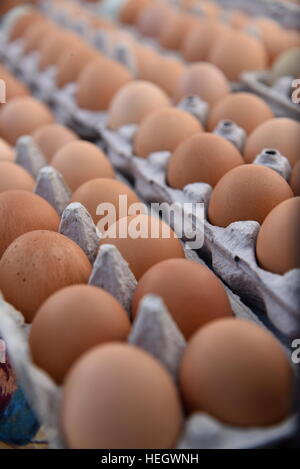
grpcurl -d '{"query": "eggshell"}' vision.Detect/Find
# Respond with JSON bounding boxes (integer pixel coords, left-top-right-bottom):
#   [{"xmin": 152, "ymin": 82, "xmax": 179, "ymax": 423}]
[
  {"xmin": 108, "ymin": 81, "xmax": 170, "ymax": 130},
  {"xmin": 38, "ymin": 31, "xmax": 78, "ymax": 71},
  {"xmin": 151, "ymin": 57, "xmax": 185, "ymax": 97},
  {"xmin": 207, "ymin": 92, "xmax": 274, "ymax": 134},
  {"xmin": 208, "ymin": 164, "xmax": 294, "ymax": 227},
  {"xmin": 52, "ymin": 141, "xmax": 115, "ymax": 192},
  {"xmin": 136, "ymin": 3, "xmax": 173, "ymax": 37},
  {"xmin": 9, "ymin": 11, "xmax": 43, "ymax": 41},
  {"xmin": 180, "ymin": 318, "xmax": 294, "ymax": 426},
  {"xmin": 134, "ymin": 45, "xmax": 162, "ymax": 81},
  {"xmin": 0, "ymin": 0, "xmax": 24, "ymax": 15},
  {"xmin": 266, "ymin": 28, "xmax": 300, "ymax": 63},
  {"xmin": 175, "ymin": 62, "xmax": 230, "ymax": 106},
  {"xmin": 32, "ymin": 123, "xmax": 79, "ymax": 163},
  {"xmin": 0, "ymin": 138, "xmax": 14, "ymax": 161},
  {"xmin": 244, "ymin": 18, "xmax": 282, "ymax": 64},
  {"xmin": 0, "ymin": 230, "xmax": 92, "ymax": 322},
  {"xmin": 72, "ymin": 178, "xmax": 139, "ymax": 225},
  {"xmin": 0, "ymin": 161, "xmax": 35, "ymax": 193},
  {"xmin": 76, "ymin": 58, "xmax": 133, "ymax": 111},
  {"xmin": 0, "ymin": 96, "xmax": 54, "ymax": 145},
  {"xmin": 56, "ymin": 42, "xmax": 99, "ymax": 88},
  {"xmin": 0, "ymin": 64, "xmax": 29, "ymax": 101},
  {"xmin": 132, "ymin": 259, "xmax": 232, "ymax": 339},
  {"xmin": 23, "ymin": 20, "xmax": 57, "ymax": 54},
  {"xmin": 290, "ymin": 159, "xmax": 300, "ymax": 196},
  {"xmin": 134, "ymin": 107, "xmax": 203, "ymax": 158},
  {"xmin": 244, "ymin": 118, "xmax": 300, "ymax": 167},
  {"xmin": 0, "ymin": 189, "xmax": 60, "ymax": 259},
  {"xmin": 119, "ymin": 0, "xmax": 152, "ymax": 24},
  {"xmin": 227, "ymin": 10, "xmax": 250, "ymax": 29},
  {"xmin": 100, "ymin": 214, "xmax": 185, "ymax": 279},
  {"xmin": 168, "ymin": 133, "xmax": 244, "ymax": 189},
  {"xmin": 208, "ymin": 30, "xmax": 267, "ymax": 81},
  {"xmin": 181, "ymin": 19, "xmax": 229, "ymax": 62},
  {"xmin": 61, "ymin": 343, "xmax": 183, "ymax": 449},
  {"xmin": 271, "ymin": 48, "xmax": 300, "ymax": 83},
  {"xmin": 256, "ymin": 197, "xmax": 300, "ymax": 275},
  {"xmin": 30, "ymin": 285, "xmax": 131, "ymax": 383},
  {"xmin": 158, "ymin": 12, "xmax": 199, "ymax": 50}
]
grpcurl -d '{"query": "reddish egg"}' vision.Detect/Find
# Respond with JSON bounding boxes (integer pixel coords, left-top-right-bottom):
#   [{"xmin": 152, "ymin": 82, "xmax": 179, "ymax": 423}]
[
  {"xmin": 151, "ymin": 57, "xmax": 185, "ymax": 97},
  {"xmin": 0, "ymin": 65, "xmax": 29, "ymax": 101},
  {"xmin": 9, "ymin": 11, "xmax": 43, "ymax": 41},
  {"xmin": 290, "ymin": 160, "xmax": 300, "ymax": 196},
  {"xmin": 32, "ymin": 123, "xmax": 79, "ymax": 163},
  {"xmin": 0, "ymin": 138, "xmax": 14, "ymax": 162},
  {"xmin": 56, "ymin": 42, "xmax": 99, "ymax": 88},
  {"xmin": 119, "ymin": 0, "xmax": 153, "ymax": 24},
  {"xmin": 0, "ymin": 161, "xmax": 34, "ymax": 193}
]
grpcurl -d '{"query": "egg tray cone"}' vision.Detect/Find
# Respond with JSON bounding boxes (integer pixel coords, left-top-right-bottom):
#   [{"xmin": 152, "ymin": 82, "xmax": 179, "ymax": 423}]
[
  {"xmin": 96, "ymin": 119, "xmax": 300, "ymax": 339},
  {"xmin": 241, "ymin": 70, "xmax": 300, "ymax": 122},
  {"xmin": 0, "ymin": 166, "xmax": 296, "ymax": 448}
]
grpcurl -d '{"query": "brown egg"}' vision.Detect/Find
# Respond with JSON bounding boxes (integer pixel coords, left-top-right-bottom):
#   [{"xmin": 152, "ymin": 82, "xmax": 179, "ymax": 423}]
[
  {"xmin": 0, "ymin": 190, "xmax": 60, "ymax": 259},
  {"xmin": 0, "ymin": 96, "xmax": 54, "ymax": 145},
  {"xmin": 175, "ymin": 62, "xmax": 230, "ymax": 106},
  {"xmin": 76, "ymin": 58, "xmax": 133, "ymax": 111},
  {"xmin": 227, "ymin": 10, "xmax": 250, "ymax": 29},
  {"xmin": 290, "ymin": 160, "xmax": 300, "ymax": 196},
  {"xmin": 208, "ymin": 164, "xmax": 294, "ymax": 227},
  {"xmin": 134, "ymin": 45, "xmax": 162, "ymax": 81},
  {"xmin": 100, "ymin": 214, "xmax": 185, "ymax": 280},
  {"xmin": 30, "ymin": 285, "xmax": 131, "ymax": 383},
  {"xmin": 0, "ymin": 0, "xmax": 25, "ymax": 15},
  {"xmin": 208, "ymin": 30, "xmax": 267, "ymax": 81},
  {"xmin": 23, "ymin": 20, "xmax": 57, "ymax": 54},
  {"xmin": 159, "ymin": 12, "xmax": 199, "ymax": 50},
  {"xmin": 208, "ymin": 92, "xmax": 274, "ymax": 134},
  {"xmin": 134, "ymin": 108, "xmax": 203, "ymax": 158},
  {"xmin": 181, "ymin": 19, "xmax": 229, "ymax": 62},
  {"xmin": 72, "ymin": 178, "xmax": 139, "ymax": 226},
  {"xmin": 0, "ymin": 230, "xmax": 92, "ymax": 322},
  {"xmin": 245, "ymin": 18, "xmax": 281, "ymax": 64},
  {"xmin": 32, "ymin": 123, "xmax": 78, "ymax": 163},
  {"xmin": 244, "ymin": 118, "xmax": 300, "ymax": 167},
  {"xmin": 108, "ymin": 81, "xmax": 170, "ymax": 130},
  {"xmin": 56, "ymin": 43, "xmax": 99, "ymax": 88},
  {"xmin": 61, "ymin": 343, "xmax": 183, "ymax": 449},
  {"xmin": 52, "ymin": 142, "xmax": 115, "ymax": 192},
  {"xmin": 168, "ymin": 133, "xmax": 244, "ymax": 189},
  {"xmin": 0, "ymin": 65, "xmax": 29, "ymax": 101},
  {"xmin": 9, "ymin": 11, "xmax": 43, "ymax": 41},
  {"xmin": 119, "ymin": 0, "xmax": 152, "ymax": 24},
  {"xmin": 256, "ymin": 197, "xmax": 300, "ymax": 275},
  {"xmin": 0, "ymin": 138, "xmax": 14, "ymax": 161},
  {"xmin": 132, "ymin": 259, "xmax": 232, "ymax": 339},
  {"xmin": 267, "ymin": 28, "xmax": 300, "ymax": 63},
  {"xmin": 136, "ymin": 3, "xmax": 173, "ymax": 37},
  {"xmin": 180, "ymin": 318, "xmax": 294, "ymax": 426},
  {"xmin": 151, "ymin": 57, "xmax": 185, "ymax": 97},
  {"xmin": 0, "ymin": 161, "xmax": 35, "ymax": 193},
  {"xmin": 38, "ymin": 31, "xmax": 78, "ymax": 71}
]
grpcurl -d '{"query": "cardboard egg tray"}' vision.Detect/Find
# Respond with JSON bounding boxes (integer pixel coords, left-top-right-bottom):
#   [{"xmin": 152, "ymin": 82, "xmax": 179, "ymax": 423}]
[
  {"xmin": 0, "ymin": 159, "xmax": 297, "ymax": 448},
  {"xmin": 241, "ymin": 70, "xmax": 300, "ymax": 121}
]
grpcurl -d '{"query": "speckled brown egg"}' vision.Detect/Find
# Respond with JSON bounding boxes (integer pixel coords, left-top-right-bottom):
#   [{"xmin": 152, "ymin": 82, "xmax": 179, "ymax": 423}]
[
  {"xmin": 30, "ymin": 285, "xmax": 131, "ymax": 383},
  {"xmin": 0, "ymin": 96, "xmax": 54, "ymax": 145},
  {"xmin": 0, "ymin": 230, "xmax": 92, "ymax": 322},
  {"xmin": 100, "ymin": 214, "xmax": 185, "ymax": 280},
  {"xmin": 52, "ymin": 141, "xmax": 115, "ymax": 192},
  {"xmin": 32, "ymin": 123, "xmax": 79, "ymax": 163},
  {"xmin": 175, "ymin": 62, "xmax": 230, "ymax": 106},
  {"xmin": 61, "ymin": 344, "xmax": 183, "ymax": 449},
  {"xmin": 256, "ymin": 197, "xmax": 300, "ymax": 274},
  {"xmin": 208, "ymin": 164, "xmax": 294, "ymax": 227},
  {"xmin": 181, "ymin": 19, "xmax": 229, "ymax": 62},
  {"xmin": 108, "ymin": 80, "xmax": 170, "ymax": 130},
  {"xmin": 0, "ymin": 138, "xmax": 14, "ymax": 161},
  {"xmin": 208, "ymin": 30, "xmax": 267, "ymax": 81},
  {"xmin": 72, "ymin": 178, "xmax": 139, "ymax": 226},
  {"xmin": 290, "ymin": 159, "xmax": 300, "ymax": 195},
  {"xmin": 76, "ymin": 58, "xmax": 133, "ymax": 111},
  {"xmin": 168, "ymin": 133, "xmax": 244, "ymax": 189},
  {"xmin": 180, "ymin": 318, "xmax": 294, "ymax": 426},
  {"xmin": 0, "ymin": 190, "xmax": 60, "ymax": 259},
  {"xmin": 132, "ymin": 259, "xmax": 232, "ymax": 339},
  {"xmin": 207, "ymin": 92, "xmax": 274, "ymax": 134},
  {"xmin": 244, "ymin": 118, "xmax": 300, "ymax": 167},
  {"xmin": 134, "ymin": 107, "xmax": 203, "ymax": 158},
  {"xmin": 0, "ymin": 161, "xmax": 35, "ymax": 193}
]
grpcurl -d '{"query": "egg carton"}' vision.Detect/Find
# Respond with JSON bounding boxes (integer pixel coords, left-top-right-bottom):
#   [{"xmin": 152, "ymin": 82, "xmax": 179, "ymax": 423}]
[
  {"xmin": 241, "ymin": 70, "xmax": 300, "ymax": 121},
  {"xmin": 213, "ymin": 0, "xmax": 300, "ymax": 30},
  {"xmin": 96, "ymin": 117, "xmax": 300, "ymax": 339},
  {"xmin": 0, "ymin": 171, "xmax": 297, "ymax": 448}
]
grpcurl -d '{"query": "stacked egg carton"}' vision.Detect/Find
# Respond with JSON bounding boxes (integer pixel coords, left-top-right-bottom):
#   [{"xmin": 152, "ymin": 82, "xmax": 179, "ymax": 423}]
[{"xmin": 0, "ymin": 140, "xmax": 297, "ymax": 448}]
